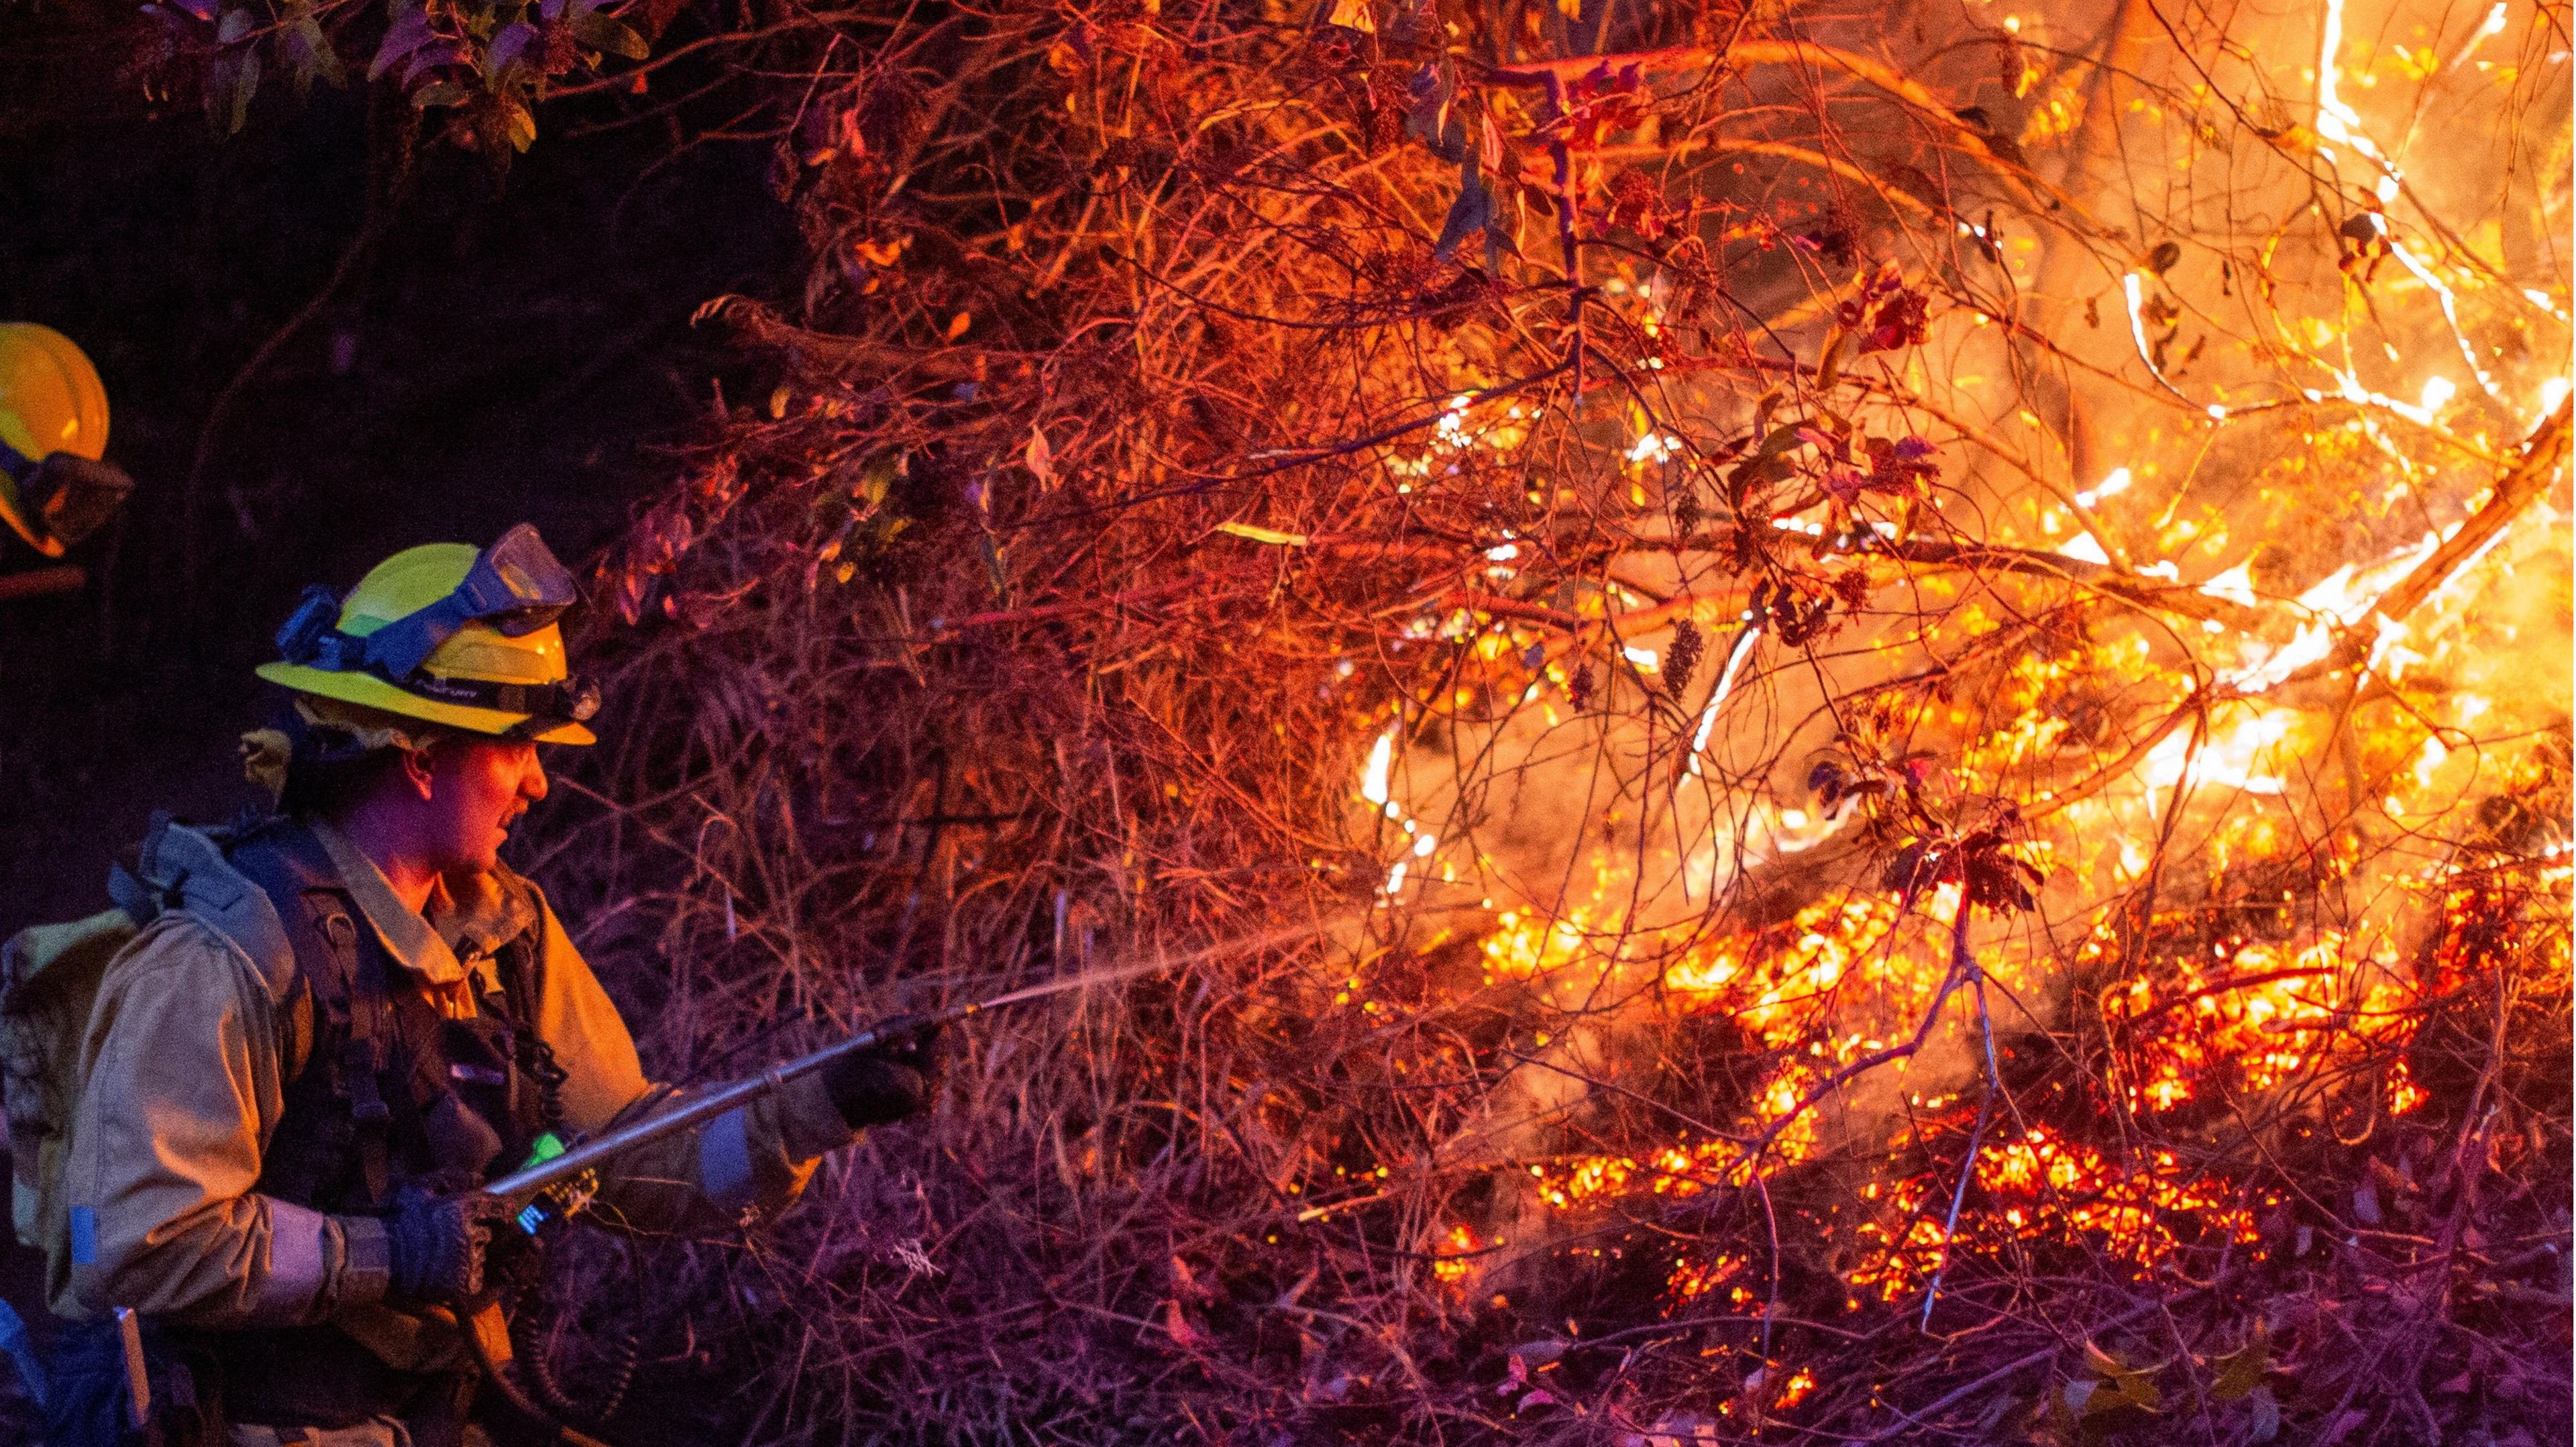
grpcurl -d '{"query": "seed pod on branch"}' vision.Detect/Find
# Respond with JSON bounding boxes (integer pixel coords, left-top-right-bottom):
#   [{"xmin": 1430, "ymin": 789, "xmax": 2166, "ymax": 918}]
[{"xmin": 1664, "ymin": 617, "xmax": 1703, "ymax": 697}]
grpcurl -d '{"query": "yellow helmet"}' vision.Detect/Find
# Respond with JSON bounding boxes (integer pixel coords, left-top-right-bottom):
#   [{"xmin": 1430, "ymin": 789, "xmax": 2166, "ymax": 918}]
[
  {"xmin": 256, "ymin": 525, "xmax": 599, "ymax": 745},
  {"xmin": 0, "ymin": 323, "xmax": 113, "ymax": 555}
]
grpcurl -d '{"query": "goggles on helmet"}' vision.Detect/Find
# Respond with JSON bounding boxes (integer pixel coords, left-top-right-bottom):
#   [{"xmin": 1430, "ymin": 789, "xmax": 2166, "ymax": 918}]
[
  {"xmin": 0, "ymin": 437, "xmax": 136, "ymax": 552},
  {"xmin": 275, "ymin": 524, "xmax": 599, "ymax": 729}
]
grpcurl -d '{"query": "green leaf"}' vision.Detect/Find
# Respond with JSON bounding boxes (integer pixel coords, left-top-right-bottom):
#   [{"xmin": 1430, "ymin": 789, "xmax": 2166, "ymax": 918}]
[
  {"xmin": 1755, "ymin": 423, "xmax": 1805, "ymax": 460},
  {"xmin": 284, "ymin": 35, "xmax": 317, "ymax": 98},
  {"xmin": 568, "ymin": 10, "xmax": 650, "ymax": 59},
  {"xmin": 2061, "ymin": 1379, "xmax": 2098, "ymax": 1415},
  {"xmin": 215, "ymin": 5, "xmax": 254, "ymax": 42},
  {"xmin": 2211, "ymin": 1321, "xmax": 2269, "ymax": 1401},
  {"xmin": 486, "ymin": 20, "xmax": 541, "ymax": 77},
  {"xmin": 1433, "ymin": 155, "xmax": 1493, "ymax": 266},
  {"xmin": 1744, "ymin": 455, "xmax": 1796, "ymax": 490},
  {"xmin": 2111, "ymin": 1371, "xmax": 2161, "ymax": 1412},
  {"xmin": 201, "ymin": 53, "xmax": 234, "ymax": 131},
  {"xmin": 410, "ymin": 80, "xmax": 470, "ymax": 107},
  {"xmin": 370, "ymin": 7, "xmax": 435, "ymax": 81},
  {"xmin": 227, "ymin": 48, "xmax": 262, "ymax": 132},
  {"xmin": 278, "ymin": 4, "xmax": 344, "ymax": 99},
  {"xmin": 2080, "ymin": 1341, "xmax": 2129, "ymax": 1380},
  {"xmin": 2045, "ymin": 1385, "xmax": 2081, "ymax": 1443},
  {"xmin": 300, "ymin": 19, "xmax": 346, "ymax": 87}
]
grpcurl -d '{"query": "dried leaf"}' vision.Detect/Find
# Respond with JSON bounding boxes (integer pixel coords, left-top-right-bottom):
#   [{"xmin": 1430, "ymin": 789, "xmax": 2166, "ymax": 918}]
[
  {"xmin": 1216, "ymin": 521, "xmax": 1307, "ymax": 547},
  {"xmin": 500, "ymin": 95, "xmax": 538, "ymax": 152},
  {"xmin": 979, "ymin": 533, "xmax": 1010, "ymax": 600},
  {"xmin": 1815, "ymin": 325, "xmax": 1848, "ymax": 392},
  {"xmin": 855, "ymin": 451, "xmax": 904, "ymax": 508},
  {"xmin": 1024, "ymin": 425, "xmax": 1055, "ymax": 488}
]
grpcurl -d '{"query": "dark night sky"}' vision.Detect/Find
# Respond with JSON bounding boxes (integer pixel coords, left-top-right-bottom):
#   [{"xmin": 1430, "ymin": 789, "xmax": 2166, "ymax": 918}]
[
  {"xmin": 0, "ymin": 25, "xmax": 795, "ymax": 1370},
  {"xmin": 0, "ymin": 46, "xmax": 795, "ymax": 916}
]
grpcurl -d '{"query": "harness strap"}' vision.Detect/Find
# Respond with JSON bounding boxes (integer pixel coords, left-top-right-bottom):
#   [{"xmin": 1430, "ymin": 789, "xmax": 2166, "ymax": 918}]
[
  {"xmin": 225, "ymin": 822, "xmax": 399, "ymax": 1210},
  {"xmin": 334, "ymin": 909, "xmax": 394, "ymax": 1205}
]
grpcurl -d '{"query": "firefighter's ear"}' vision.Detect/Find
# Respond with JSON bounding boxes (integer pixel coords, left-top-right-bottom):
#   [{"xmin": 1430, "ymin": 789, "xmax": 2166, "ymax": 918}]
[{"xmin": 396, "ymin": 745, "xmax": 438, "ymax": 802}]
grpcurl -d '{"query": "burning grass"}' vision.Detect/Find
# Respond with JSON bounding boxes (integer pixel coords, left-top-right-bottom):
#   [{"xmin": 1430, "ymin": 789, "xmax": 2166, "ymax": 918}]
[{"xmin": 478, "ymin": 0, "xmax": 2573, "ymax": 1437}]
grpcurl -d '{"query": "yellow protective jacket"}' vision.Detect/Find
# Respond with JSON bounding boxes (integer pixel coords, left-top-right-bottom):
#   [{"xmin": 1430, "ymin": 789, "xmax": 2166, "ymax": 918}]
[{"xmin": 54, "ymin": 818, "xmax": 857, "ymax": 1377}]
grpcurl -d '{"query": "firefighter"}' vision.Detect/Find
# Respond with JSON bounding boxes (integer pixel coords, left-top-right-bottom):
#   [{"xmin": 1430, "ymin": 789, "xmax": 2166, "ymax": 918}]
[
  {"xmin": 0, "ymin": 321, "xmax": 132, "ymax": 558},
  {"xmin": 44, "ymin": 525, "xmax": 937, "ymax": 1446}
]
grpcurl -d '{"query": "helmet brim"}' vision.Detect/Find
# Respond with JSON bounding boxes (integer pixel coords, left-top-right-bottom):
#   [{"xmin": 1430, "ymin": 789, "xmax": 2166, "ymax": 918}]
[{"xmin": 256, "ymin": 662, "xmax": 597, "ymax": 745}]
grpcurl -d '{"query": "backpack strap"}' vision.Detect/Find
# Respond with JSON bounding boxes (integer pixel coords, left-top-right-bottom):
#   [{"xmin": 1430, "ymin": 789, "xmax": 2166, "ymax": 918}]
[
  {"xmin": 104, "ymin": 813, "xmax": 179, "ymax": 928},
  {"xmin": 111, "ymin": 815, "xmax": 299, "ymax": 1006},
  {"xmin": 334, "ymin": 913, "xmax": 396, "ymax": 1205},
  {"xmin": 223, "ymin": 822, "xmax": 398, "ymax": 1209}
]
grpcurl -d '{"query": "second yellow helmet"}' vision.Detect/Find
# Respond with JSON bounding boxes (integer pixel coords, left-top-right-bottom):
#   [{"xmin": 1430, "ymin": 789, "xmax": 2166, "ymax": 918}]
[{"xmin": 0, "ymin": 323, "xmax": 113, "ymax": 555}]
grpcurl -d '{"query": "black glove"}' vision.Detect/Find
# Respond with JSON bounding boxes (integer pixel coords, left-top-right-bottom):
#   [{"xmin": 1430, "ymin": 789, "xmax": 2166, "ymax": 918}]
[
  {"xmin": 821, "ymin": 1015, "xmax": 942, "ymax": 1130},
  {"xmin": 385, "ymin": 1185, "xmax": 508, "ymax": 1305}
]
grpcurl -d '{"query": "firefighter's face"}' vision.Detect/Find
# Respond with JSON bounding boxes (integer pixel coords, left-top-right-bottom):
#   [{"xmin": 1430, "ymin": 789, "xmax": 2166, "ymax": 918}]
[{"xmin": 411, "ymin": 738, "xmax": 549, "ymax": 873}]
